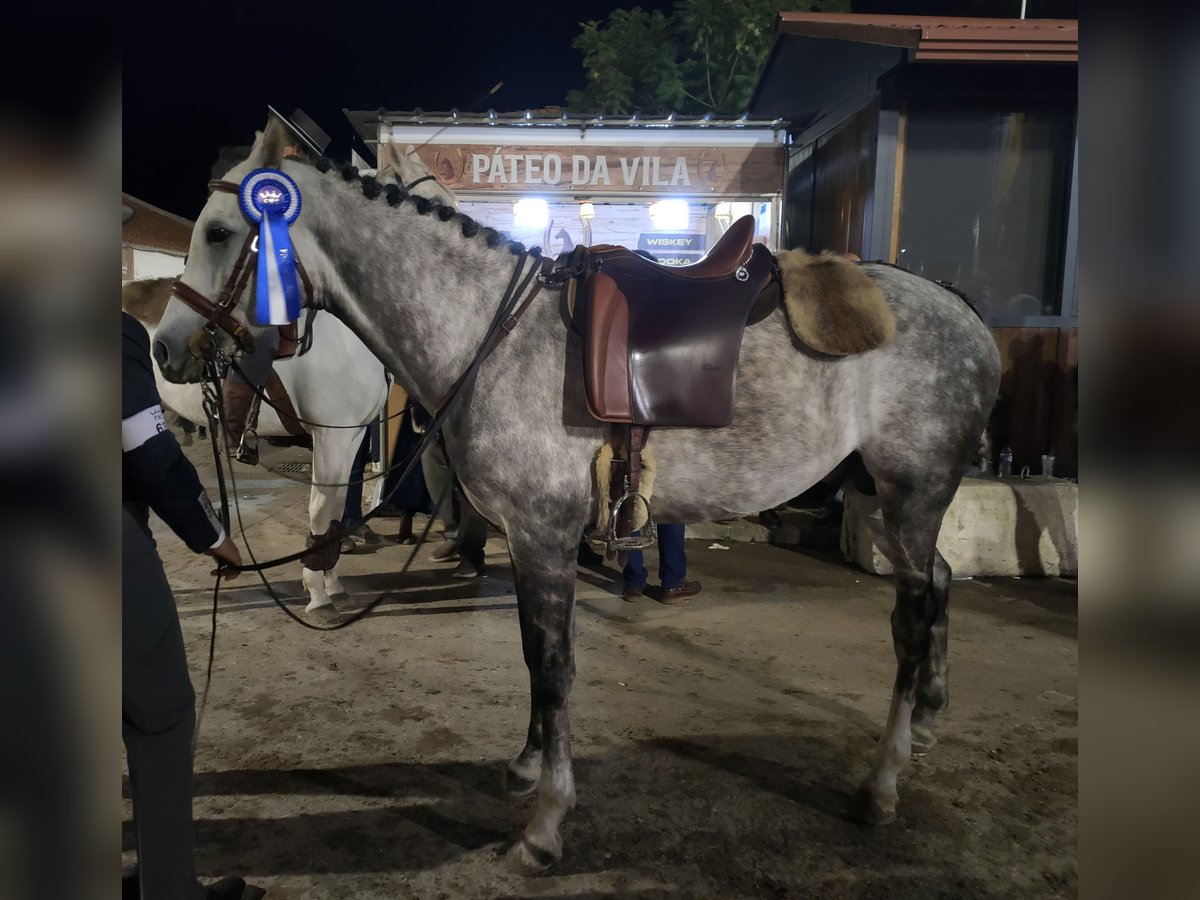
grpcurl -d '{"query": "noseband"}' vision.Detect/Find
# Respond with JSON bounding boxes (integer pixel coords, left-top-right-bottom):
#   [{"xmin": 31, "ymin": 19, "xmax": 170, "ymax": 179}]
[{"xmin": 170, "ymin": 179, "xmax": 315, "ymax": 356}]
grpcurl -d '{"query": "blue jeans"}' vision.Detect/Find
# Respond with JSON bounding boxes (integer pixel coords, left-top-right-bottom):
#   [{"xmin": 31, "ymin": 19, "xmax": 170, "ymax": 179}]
[
  {"xmin": 623, "ymin": 523, "xmax": 687, "ymax": 591},
  {"xmin": 342, "ymin": 424, "xmax": 377, "ymax": 524}
]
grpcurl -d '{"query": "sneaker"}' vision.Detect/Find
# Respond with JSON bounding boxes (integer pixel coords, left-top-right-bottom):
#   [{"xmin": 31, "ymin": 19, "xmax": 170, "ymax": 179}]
[
  {"xmin": 451, "ymin": 558, "xmax": 485, "ymax": 579},
  {"xmin": 430, "ymin": 540, "xmax": 460, "ymax": 562},
  {"xmin": 343, "ymin": 524, "xmax": 383, "ymax": 552},
  {"xmin": 357, "ymin": 524, "xmax": 384, "ymax": 545}
]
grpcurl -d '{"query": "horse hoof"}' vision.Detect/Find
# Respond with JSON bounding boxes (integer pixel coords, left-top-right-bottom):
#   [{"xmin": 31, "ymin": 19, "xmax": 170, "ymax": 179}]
[
  {"xmin": 911, "ymin": 724, "xmax": 938, "ymax": 756},
  {"xmin": 849, "ymin": 787, "xmax": 898, "ymax": 826},
  {"xmin": 305, "ymin": 602, "xmax": 340, "ymax": 623},
  {"xmin": 502, "ymin": 766, "xmax": 539, "ymax": 799},
  {"xmin": 505, "ymin": 837, "xmax": 559, "ymax": 874}
]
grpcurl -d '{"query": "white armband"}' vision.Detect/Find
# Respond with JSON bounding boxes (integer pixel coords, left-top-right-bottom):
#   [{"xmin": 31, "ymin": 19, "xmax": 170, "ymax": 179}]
[{"xmin": 122, "ymin": 404, "xmax": 168, "ymax": 451}]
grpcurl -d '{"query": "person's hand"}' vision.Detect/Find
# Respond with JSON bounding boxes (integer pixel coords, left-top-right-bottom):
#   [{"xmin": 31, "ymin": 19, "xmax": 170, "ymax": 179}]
[{"xmin": 208, "ymin": 535, "xmax": 243, "ymax": 580}]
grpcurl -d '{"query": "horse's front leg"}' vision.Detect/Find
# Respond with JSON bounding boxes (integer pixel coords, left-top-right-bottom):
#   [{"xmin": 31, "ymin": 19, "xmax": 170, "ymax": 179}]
[
  {"xmin": 504, "ymin": 690, "xmax": 542, "ymax": 797},
  {"xmin": 301, "ymin": 425, "xmax": 362, "ymax": 612},
  {"xmin": 505, "ymin": 529, "xmax": 579, "ymax": 871}
]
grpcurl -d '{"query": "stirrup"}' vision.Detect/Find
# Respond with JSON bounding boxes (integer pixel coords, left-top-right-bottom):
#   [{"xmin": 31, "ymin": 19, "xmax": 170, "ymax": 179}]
[
  {"xmin": 235, "ymin": 429, "xmax": 259, "ymax": 466},
  {"xmin": 606, "ymin": 492, "xmax": 656, "ymax": 551}
]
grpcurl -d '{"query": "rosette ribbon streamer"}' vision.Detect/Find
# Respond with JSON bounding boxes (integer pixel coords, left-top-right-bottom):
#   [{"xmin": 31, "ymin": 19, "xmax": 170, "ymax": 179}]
[{"xmin": 238, "ymin": 168, "xmax": 303, "ymax": 325}]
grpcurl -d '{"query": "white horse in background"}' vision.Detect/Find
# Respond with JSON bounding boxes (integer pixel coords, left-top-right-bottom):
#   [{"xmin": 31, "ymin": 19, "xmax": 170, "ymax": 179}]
[
  {"xmin": 124, "ymin": 278, "xmax": 387, "ymax": 613},
  {"xmin": 124, "ymin": 153, "xmax": 455, "ymax": 613}
]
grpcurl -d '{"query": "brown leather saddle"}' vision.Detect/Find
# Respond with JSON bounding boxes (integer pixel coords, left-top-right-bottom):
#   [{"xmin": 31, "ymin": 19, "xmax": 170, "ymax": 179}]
[
  {"xmin": 569, "ymin": 215, "xmax": 773, "ymax": 549},
  {"xmin": 579, "ymin": 215, "xmax": 772, "ymax": 428}
]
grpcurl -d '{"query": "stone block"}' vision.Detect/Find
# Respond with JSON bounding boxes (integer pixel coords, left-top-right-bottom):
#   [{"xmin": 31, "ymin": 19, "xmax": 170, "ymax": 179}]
[{"xmin": 840, "ymin": 476, "xmax": 1078, "ymax": 577}]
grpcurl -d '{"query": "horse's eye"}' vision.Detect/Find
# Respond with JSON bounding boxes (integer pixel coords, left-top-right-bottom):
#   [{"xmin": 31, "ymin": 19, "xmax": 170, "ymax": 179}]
[{"xmin": 206, "ymin": 225, "xmax": 232, "ymax": 244}]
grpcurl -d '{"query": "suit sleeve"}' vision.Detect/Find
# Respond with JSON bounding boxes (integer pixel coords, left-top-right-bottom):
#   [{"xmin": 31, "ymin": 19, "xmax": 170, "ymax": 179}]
[{"xmin": 122, "ymin": 314, "xmax": 224, "ymax": 553}]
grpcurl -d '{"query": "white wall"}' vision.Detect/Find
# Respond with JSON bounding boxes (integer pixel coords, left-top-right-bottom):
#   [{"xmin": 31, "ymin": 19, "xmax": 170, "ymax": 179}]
[{"xmin": 126, "ymin": 248, "xmax": 185, "ymax": 282}]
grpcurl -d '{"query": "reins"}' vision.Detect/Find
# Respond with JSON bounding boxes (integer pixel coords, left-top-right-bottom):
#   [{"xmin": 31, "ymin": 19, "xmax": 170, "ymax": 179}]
[
  {"xmin": 203, "ymin": 248, "xmax": 552, "ymax": 578},
  {"xmin": 224, "ymin": 353, "xmax": 409, "ymax": 430}
]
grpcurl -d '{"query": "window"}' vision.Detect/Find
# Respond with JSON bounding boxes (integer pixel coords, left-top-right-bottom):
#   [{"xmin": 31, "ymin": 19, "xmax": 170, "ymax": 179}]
[
  {"xmin": 897, "ymin": 103, "xmax": 1075, "ymax": 320},
  {"xmin": 458, "ymin": 198, "xmax": 776, "ymax": 265}
]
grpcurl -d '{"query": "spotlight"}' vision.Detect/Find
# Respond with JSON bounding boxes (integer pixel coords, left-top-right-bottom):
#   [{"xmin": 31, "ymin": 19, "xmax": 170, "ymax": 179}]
[
  {"xmin": 648, "ymin": 199, "xmax": 689, "ymax": 231},
  {"xmin": 513, "ymin": 198, "xmax": 549, "ymax": 229}
]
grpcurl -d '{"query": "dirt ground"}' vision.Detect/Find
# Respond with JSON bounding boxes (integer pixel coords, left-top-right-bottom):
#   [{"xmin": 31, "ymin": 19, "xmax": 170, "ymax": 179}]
[{"xmin": 123, "ymin": 444, "xmax": 1078, "ymax": 899}]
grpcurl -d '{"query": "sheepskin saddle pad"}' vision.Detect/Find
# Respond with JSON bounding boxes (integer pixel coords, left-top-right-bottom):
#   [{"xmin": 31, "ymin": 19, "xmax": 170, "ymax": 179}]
[{"xmin": 775, "ymin": 250, "xmax": 896, "ymax": 356}]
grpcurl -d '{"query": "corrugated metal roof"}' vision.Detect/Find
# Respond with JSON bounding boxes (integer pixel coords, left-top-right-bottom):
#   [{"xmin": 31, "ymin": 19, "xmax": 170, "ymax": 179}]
[
  {"xmin": 122, "ymin": 193, "xmax": 194, "ymax": 256},
  {"xmin": 777, "ymin": 13, "xmax": 1077, "ymax": 63},
  {"xmin": 344, "ymin": 108, "xmax": 784, "ymax": 146}
]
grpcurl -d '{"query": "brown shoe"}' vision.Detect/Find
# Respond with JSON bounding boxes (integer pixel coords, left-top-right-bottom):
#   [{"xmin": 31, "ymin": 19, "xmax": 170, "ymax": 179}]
[
  {"xmin": 621, "ymin": 585, "xmax": 645, "ymax": 603},
  {"xmin": 659, "ymin": 579, "xmax": 702, "ymax": 605}
]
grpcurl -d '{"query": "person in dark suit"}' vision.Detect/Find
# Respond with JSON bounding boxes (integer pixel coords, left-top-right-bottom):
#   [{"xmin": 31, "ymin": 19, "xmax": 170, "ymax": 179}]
[{"xmin": 122, "ymin": 311, "xmax": 248, "ymax": 900}]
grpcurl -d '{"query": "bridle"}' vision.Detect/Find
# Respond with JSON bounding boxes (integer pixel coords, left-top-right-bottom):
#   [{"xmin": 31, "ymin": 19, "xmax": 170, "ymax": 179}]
[
  {"xmin": 170, "ymin": 179, "xmax": 315, "ymax": 356},
  {"xmin": 171, "ymin": 172, "xmax": 444, "ymax": 357}
]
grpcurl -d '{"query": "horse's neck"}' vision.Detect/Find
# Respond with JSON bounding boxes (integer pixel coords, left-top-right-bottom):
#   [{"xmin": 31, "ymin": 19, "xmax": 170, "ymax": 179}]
[{"xmin": 306, "ymin": 172, "xmax": 528, "ymax": 410}]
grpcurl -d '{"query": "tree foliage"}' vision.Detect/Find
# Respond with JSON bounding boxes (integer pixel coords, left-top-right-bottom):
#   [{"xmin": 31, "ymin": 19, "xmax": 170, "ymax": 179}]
[{"xmin": 567, "ymin": 1, "xmax": 852, "ymax": 116}]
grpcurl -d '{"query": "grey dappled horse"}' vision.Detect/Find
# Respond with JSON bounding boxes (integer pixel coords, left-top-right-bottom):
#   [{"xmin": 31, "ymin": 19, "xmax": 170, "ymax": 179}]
[{"xmin": 153, "ymin": 118, "xmax": 1000, "ymax": 870}]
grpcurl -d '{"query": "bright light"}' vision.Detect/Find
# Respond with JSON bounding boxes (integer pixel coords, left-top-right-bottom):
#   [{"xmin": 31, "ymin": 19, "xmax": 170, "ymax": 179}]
[
  {"xmin": 579, "ymin": 201, "xmax": 596, "ymax": 220},
  {"xmin": 648, "ymin": 199, "xmax": 689, "ymax": 230},
  {"xmin": 513, "ymin": 198, "xmax": 549, "ymax": 229}
]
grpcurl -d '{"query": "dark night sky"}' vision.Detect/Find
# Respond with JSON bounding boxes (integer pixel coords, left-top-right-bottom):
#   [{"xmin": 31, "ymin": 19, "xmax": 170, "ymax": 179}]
[{"xmin": 122, "ymin": 0, "xmax": 1076, "ymax": 218}]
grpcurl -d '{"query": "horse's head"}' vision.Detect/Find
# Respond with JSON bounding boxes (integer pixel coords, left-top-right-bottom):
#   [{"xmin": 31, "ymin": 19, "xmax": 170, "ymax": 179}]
[{"xmin": 153, "ymin": 115, "xmax": 318, "ymax": 383}]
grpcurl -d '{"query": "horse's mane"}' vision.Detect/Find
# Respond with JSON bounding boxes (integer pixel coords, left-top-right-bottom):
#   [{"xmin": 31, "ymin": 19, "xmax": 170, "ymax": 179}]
[
  {"xmin": 302, "ymin": 155, "xmax": 540, "ymax": 260},
  {"xmin": 375, "ymin": 161, "xmax": 458, "ymax": 210},
  {"xmin": 122, "ymin": 276, "xmax": 175, "ymax": 326}
]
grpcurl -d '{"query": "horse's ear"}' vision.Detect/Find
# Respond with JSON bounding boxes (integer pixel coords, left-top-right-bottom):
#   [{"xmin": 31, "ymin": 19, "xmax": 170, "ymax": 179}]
[
  {"xmin": 248, "ymin": 117, "xmax": 291, "ymax": 167},
  {"xmin": 405, "ymin": 144, "xmax": 418, "ymax": 158}
]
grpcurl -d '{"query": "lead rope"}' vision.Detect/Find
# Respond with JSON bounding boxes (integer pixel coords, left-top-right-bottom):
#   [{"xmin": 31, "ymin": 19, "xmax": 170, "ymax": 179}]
[
  {"xmin": 219, "ymin": 251, "xmax": 543, "ymax": 574},
  {"xmin": 194, "ymin": 346, "xmax": 232, "ymax": 755}
]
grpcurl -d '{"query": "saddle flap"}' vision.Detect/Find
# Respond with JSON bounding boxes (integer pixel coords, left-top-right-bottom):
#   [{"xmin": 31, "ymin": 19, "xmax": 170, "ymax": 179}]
[
  {"xmin": 582, "ymin": 272, "xmax": 632, "ymax": 422},
  {"xmin": 580, "ymin": 243, "xmax": 773, "ymax": 428}
]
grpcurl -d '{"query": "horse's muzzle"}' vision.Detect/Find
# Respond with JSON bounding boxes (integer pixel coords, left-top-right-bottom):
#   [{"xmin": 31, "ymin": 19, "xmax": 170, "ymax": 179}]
[{"xmin": 188, "ymin": 329, "xmax": 215, "ymax": 361}]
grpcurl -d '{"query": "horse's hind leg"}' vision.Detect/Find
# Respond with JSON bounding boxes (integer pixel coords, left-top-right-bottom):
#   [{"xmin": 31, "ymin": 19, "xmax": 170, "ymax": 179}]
[
  {"xmin": 912, "ymin": 550, "xmax": 951, "ymax": 754},
  {"xmin": 504, "ymin": 529, "xmax": 580, "ymax": 872},
  {"xmin": 853, "ymin": 476, "xmax": 956, "ymax": 825}
]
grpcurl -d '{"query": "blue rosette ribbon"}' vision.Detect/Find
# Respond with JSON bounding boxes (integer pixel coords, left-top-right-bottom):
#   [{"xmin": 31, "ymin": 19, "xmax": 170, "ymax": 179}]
[{"xmin": 238, "ymin": 169, "xmax": 303, "ymax": 325}]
